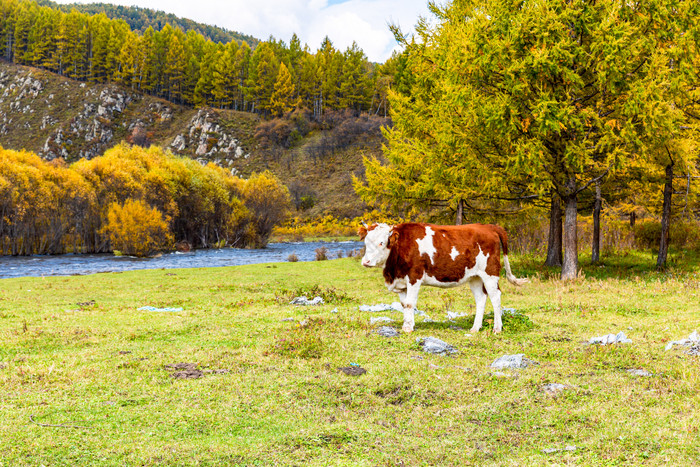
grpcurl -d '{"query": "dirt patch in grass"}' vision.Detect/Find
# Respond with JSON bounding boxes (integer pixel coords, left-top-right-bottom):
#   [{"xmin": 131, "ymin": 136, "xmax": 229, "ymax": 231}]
[
  {"xmin": 165, "ymin": 362, "xmax": 203, "ymax": 379},
  {"xmin": 338, "ymin": 366, "xmax": 367, "ymax": 376}
]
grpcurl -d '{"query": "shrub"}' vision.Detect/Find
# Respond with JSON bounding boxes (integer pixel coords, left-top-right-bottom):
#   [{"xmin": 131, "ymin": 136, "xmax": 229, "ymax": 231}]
[
  {"xmin": 101, "ymin": 199, "xmax": 173, "ymax": 257},
  {"xmin": 233, "ymin": 171, "xmax": 292, "ymax": 247},
  {"xmin": 633, "ymin": 221, "xmax": 662, "ymax": 250},
  {"xmin": 287, "ymin": 253, "xmax": 299, "ymax": 262},
  {"xmin": 315, "ymin": 247, "xmax": 328, "ymax": 261}
]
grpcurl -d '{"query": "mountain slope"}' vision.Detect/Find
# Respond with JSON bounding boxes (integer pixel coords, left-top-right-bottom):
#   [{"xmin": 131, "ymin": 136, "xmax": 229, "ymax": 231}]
[{"xmin": 0, "ymin": 62, "xmax": 384, "ymax": 219}]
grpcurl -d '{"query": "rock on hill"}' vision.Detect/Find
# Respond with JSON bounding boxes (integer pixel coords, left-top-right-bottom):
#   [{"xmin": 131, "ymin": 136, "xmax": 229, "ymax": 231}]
[{"xmin": 0, "ymin": 62, "xmax": 383, "ymax": 219}]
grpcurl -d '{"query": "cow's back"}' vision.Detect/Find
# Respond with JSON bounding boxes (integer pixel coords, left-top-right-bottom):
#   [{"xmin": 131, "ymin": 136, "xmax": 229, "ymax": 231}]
[{"xmin": 383, "ymin": 223, "xmax": 503, "ymax": 285}]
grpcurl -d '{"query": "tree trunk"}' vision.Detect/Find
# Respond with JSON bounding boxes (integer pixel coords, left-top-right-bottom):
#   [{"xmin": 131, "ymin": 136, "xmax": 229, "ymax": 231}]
[
  {"xmin": 592, "ymin": 180, "xmax": 602, "ymax": 264},
  {"xmin": 455, "ymin": 199, "xmax": 463, "ymax": 226},
  {"xmin": 561, "ymin": 179, "xmax": 579, "ymax": 280},
  {"xmin": 545, "ymin": 194, "xmax": 563, "ymax": 267},
  {"xmin": 656, "ymin": 163, "xmax": 673, "ymax": 270}
]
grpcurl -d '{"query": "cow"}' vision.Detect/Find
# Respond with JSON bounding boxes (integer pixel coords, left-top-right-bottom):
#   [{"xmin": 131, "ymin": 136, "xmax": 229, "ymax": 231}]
[{"xmin": 358, "ymin": 222, "xmax": 528, "ymax": 334}]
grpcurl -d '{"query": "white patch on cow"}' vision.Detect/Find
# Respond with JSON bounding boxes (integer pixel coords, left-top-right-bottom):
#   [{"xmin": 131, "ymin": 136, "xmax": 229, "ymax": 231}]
[
  {"xmin": 420, "ymin": 247, "xmax": 491, "ymax": 289},
  {"xmin": 416, "ymin": 226, "xmax": 437, "ymax": 265},
  {"xmin": 474, "ymin": 245, "xmax": 490, "ymax": 269},
  {"xmin": 387, "ymin": 277, "xmax": 407, "ymax": 293},
  {"xmin": 450, "ymin": 246, "xmax": 460, "ymax": 261}
]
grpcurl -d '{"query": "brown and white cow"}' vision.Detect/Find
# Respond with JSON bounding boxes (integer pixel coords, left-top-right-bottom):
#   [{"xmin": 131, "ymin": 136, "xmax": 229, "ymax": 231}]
[{"xmin": 358, "ymin": 222, "xmax": 528, "ymax": 334}]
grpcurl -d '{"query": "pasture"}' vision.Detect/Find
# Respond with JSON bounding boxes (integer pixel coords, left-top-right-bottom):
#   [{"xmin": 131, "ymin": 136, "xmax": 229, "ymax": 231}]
[{"xmin": 1, "ymin": 252, "xmax": 700, "ymax": 465}]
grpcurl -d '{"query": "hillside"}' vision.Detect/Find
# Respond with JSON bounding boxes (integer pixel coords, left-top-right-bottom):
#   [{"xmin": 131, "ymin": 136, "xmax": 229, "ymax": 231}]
[
  {"xmin": 0, "ymin": 61, "xmax": 384, "ymax": 219},
  {"xmin": 35, "ymin": 0, "xmax": 259, "ymax": 47}
]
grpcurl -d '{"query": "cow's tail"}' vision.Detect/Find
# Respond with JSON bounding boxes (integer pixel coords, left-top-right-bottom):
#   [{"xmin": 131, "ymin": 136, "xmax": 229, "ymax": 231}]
[{"xmin": 493, "ymin": 225, "xmax": 529, "ymax": 286}]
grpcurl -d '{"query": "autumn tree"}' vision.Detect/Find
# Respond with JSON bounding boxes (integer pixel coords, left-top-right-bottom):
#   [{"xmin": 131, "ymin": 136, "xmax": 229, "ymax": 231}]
[
  {"xmin": 233, "ymin": 171, "xmax": 292, "ymax": 247},
  {"xmin": 358, "ymin": 0, "xmax": 699, "ymax": 279},
  {"xmin": 270, "ymin": 62, "xmax": 298, "ymax": 117},
  {"xmin": 102, "ymin": 198, "xmax": 173, "ymax": 257}
]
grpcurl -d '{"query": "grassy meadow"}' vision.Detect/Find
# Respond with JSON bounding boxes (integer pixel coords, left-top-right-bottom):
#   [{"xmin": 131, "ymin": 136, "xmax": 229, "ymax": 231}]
[{"xmin": 1, "ymin": 251, "xmax": 700, "ymax": 465}]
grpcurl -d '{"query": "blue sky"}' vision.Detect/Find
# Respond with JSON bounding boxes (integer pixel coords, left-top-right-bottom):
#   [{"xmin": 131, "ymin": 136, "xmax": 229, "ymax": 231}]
[{"xmin": 53, "ymin": 0, "xmax": 433, "ymax": 62}]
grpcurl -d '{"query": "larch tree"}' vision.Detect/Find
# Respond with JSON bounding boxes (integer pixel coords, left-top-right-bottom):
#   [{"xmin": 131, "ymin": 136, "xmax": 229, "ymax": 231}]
[
  {"xmin": 270, "ymin": 62, "xmax": 298, "ymax": 117},
  {"xmin": 357, "ymin": 0, "xmax": 699, "ymax": 279}
]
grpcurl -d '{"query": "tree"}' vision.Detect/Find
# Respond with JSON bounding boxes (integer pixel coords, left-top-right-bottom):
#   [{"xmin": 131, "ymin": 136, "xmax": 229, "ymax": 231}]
[
  {"xmin": 246, "ymin": 41, "xmax": 279, "ymax": 114},
  {"xmin": 270, "ymin": 62, "xmax": 298, "ymax": 117},
  {"xmin": 101, "ymin": 199, "xmax": 173, "ymax": 257},
  {"xmin": 357, "ymin": 0, "xmax": 699, "ymax": 279},
  {"xmin": 233, "ymin": 171, "xmax": 292, "ymax": 247},
  {"xmin": 165, "ymin": 33, "xmax": 187, "ymax": 103}
]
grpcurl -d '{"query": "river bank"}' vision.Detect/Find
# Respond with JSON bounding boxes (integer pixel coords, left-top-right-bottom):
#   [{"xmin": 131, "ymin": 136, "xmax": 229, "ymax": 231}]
[{"xmin": 0, "ymin": 241, "xmax": 363, "ymax": 279}]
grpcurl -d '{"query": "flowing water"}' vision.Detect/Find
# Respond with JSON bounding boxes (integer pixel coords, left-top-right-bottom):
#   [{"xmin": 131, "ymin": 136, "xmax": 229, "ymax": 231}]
[{"xmin": 0, "ymin": 241, "xmax": 364, "ymax": 279}]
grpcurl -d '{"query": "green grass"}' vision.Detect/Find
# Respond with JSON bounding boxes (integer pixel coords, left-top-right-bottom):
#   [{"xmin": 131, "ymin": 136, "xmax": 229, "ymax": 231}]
[{"xmin": 1, "ymin": 254, "xmax": 700, "ymax": 465}]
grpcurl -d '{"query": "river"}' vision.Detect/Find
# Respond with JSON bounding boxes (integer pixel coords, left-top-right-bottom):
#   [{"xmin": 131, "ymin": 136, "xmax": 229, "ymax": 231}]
[{"xmin": 0, "ymin": 241, "xmax": 365, "ymax": 279}]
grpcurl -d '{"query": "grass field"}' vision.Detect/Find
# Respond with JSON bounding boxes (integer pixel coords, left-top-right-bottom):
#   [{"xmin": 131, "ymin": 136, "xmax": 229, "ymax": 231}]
[{"xmin": 1, "ymin": 251, "xmax": 700, "ymax": 465}]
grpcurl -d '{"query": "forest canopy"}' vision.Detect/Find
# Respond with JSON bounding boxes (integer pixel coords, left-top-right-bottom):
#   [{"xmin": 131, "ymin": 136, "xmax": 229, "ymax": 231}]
[{"xmin": 0, "ymin": 0, "xmax": 392, "ymax": 117}]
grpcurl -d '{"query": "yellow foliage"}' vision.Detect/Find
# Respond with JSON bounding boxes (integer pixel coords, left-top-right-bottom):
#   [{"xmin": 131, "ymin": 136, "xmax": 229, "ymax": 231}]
[
  {"xmin": 273, "ymin": 210, "xmax": 406, "ymax": 241},
  {"xmin": 101, "ymin": 199, "xmax": 173, "ymax": 257}
]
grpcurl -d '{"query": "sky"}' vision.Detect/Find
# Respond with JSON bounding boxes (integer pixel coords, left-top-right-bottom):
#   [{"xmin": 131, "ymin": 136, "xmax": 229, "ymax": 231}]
[{"xmin": 52, "ymin": 0, "xmax": 433, "ymax": 62}]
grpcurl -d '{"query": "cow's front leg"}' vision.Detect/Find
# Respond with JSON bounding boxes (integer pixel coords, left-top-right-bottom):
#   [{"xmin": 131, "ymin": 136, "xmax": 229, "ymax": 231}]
[{"xmin": 401, "ymin": 279, "xmax": 421, "ymax": 333}]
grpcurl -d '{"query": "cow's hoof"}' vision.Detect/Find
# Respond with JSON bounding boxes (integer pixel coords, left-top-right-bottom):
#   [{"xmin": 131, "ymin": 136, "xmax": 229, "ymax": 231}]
[
  {"xmin": 470, "ymin": 326, "xmax": 481, "ymax": 333},
  {"xmin": 402, "ymin": 325, "xmax": 414, "ymax": 333},
  {"xmin": 493, "ymin": 327, "xmax": 502, "ymax": 334}
]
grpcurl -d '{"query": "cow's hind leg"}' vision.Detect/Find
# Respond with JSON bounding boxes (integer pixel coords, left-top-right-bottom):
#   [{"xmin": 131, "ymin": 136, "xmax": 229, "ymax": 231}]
[
  {"xmin": 483, "ymin": 275, "xmax": 503, "ymax": 333},
  {"xmin": 401, "ymin": 280, "xmax": 421, "ymax": 333},
  {"xmin": 468, "ymin": 277, "xmax": 488, "ymax": 333}
]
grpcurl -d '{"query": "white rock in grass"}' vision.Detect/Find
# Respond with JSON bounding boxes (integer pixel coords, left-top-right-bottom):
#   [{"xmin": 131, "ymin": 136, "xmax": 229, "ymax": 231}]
[
  {"xmin": 359, "ymin": 302, "xmax": 426, "ymax": 316},
  {"xmin": 490, "ymin": 354, "xmax": 537, "ymax": 370},
  {"xmin": 543, "ymin": 445, "xmax": 577, "ymax": 454},
  {"xmin": 376, "ymin": 326, "xmax": 400, "ymax": 338},
  {"xmin": 290, "ymin": 296, "xmax": 324, "ymax": 306},
  {"xmin": 665, "ymin": 330, "xmax": 700, "ymax": 351},
  {"xmin": 589, "ymin": 331, "xmax": 632, "ymax": 345},
  {"xmin": 542, "ymin": 383, "xmax": 568, "ymax": 395},
  {"xmin": 417, "ymin": 337, "xmax": 459, "ymax": 356},
  {"xmin": 627, "ymin": 369, "xmax": 653, "ymax": 377}
]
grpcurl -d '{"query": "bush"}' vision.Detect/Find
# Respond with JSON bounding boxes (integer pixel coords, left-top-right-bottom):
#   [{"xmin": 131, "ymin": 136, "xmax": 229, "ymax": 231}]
[
  {"xmin": 233, "ymin": 171, "xmax": 292, "ymax": 247},
  {"xmin": 101, "ymin": 199, "xmax": 173, "ymax": 257},
  {"xmin": 633, "ymin": 221, "xmax": 662, "ymax": 250},
  {"xmin": 287, "ymin": 253, "xmax": 299, "ymax": 262},
  {"xmin": 315, "ymin": 247, "xmax": 328, "ymax": 261}
]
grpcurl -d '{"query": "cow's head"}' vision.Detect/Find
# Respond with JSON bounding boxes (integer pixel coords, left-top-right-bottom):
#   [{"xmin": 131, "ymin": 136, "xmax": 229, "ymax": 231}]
[{"xmin": 359, "ymin": 222, "xmax": 396, "ymax": 268}]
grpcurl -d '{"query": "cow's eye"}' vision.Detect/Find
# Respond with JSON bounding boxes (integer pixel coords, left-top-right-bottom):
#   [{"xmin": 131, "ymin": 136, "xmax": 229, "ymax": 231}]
[{"xmin": 379, "ymin": 242, "xmax": 383, "ymax": 246}]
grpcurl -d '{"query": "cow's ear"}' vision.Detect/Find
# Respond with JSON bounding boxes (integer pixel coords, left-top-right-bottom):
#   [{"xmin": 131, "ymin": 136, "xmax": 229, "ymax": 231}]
[
  {"xmin": 387, "ymin": 230, "xmax": 399, "ymax": 248},
  {"xmin": 358, "ymin": 226, "xmax": 368, "ymax": 240}
]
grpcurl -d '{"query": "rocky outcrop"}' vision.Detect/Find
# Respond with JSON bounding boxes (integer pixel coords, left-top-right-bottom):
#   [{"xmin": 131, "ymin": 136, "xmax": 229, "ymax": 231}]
[
  {"xmin": 0, "ymin": 63, "xmax": 253, "ymax": 167},
  {"xmin": 169, "ymin": 108, "xmax": 250, "ymax": 169},
  {"xmin": 41, "ymin": 86, "xmax": 134, "ymax": 160}
]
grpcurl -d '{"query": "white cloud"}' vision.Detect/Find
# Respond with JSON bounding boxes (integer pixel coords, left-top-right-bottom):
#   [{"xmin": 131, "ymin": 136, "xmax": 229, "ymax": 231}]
[{"xmin": 51, "ymin": 0, "xmax": 431, "ymax": 62}]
